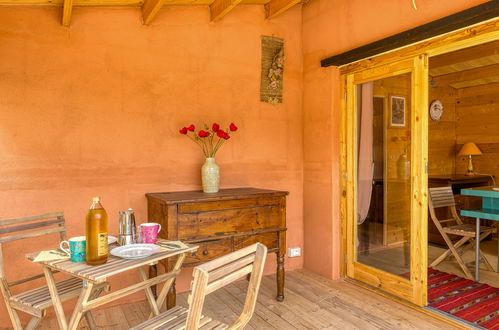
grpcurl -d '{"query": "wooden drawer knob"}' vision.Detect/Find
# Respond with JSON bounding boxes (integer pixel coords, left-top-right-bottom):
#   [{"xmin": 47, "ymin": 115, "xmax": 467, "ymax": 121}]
[{"xmin": 203, "ymin": 250, "xmax": 209, "ymax": 256}]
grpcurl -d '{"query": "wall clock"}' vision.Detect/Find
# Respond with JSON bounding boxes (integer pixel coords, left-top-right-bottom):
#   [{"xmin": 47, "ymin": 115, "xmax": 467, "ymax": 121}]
[{"xmin": 429, "ymin": 99, "xmax": 444, "ymax": 121}]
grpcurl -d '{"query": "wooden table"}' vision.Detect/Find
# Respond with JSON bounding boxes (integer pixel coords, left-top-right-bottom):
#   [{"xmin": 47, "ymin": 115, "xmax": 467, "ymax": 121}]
[
  {"xmin": 146, "ymin": 187, "xmax": 288, "ymax": 307},
  {"xmin": 461, "ymin": 187, "xmax": 499, "ymax": 282},
  {"xmin": 27, "ymin": 240, "xmax": 197, "ymax": 330}
]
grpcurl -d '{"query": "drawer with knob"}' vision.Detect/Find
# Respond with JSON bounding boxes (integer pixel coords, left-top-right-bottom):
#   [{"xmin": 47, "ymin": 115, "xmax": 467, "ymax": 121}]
[{"xmin": 184, "ymin": 239, "xmax": 233, "ymax": 265}]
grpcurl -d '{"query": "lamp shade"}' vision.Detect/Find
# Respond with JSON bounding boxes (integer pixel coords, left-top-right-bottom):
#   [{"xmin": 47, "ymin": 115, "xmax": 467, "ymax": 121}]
[{"xmin": 458, "ymin": 142, "xmax": 482, "ymax": 156}]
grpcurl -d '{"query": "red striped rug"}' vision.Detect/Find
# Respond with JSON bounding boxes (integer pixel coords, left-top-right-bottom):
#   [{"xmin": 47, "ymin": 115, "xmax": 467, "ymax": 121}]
[{"xmin": 427, "ymin": 268, "xmax": 499, "ymax": 329}]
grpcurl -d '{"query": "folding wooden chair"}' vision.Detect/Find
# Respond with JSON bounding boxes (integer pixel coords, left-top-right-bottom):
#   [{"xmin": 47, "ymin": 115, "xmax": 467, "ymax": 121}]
[
  {"xmin": 131, "ymin": 243, "xmax": 268, "ymax": 330},
  {"xmin": 0, "ymin": 212, "xmax": 108, "ymax": 330},
  {"xmin": 428, "ymin": 187, "xmax": 496, "ymax": 279}
]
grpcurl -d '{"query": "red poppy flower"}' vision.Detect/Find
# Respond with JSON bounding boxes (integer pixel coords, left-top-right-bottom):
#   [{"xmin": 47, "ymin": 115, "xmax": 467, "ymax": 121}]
[
  {"xmin": 180, "ymin": 122, "xmax": 237, "ymax": 158},
  {"xmin": 198, "ymin": 130, "xmax": 209, "ymax": 138}
]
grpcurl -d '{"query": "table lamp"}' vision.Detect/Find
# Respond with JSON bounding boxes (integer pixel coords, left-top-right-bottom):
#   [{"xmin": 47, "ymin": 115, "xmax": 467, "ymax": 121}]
[{"xmin": 458, "ymin": 142, "xmax": 482, "ymax": 176}]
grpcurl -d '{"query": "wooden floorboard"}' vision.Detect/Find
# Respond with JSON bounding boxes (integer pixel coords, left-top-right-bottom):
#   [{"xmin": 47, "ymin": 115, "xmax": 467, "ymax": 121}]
[{"xmin": 2, "ymin": 270, "xmax": 454, "ymax": 329}]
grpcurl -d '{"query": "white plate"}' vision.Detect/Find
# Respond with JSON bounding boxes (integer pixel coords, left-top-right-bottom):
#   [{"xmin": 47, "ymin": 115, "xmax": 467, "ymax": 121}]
[
  {"xmin": 108, "ymin": 236, "xmax": 118, "ymax": 245},
  {"xmin": 110, "ymin": 244, "xmax": 161, "ymax": 259}
]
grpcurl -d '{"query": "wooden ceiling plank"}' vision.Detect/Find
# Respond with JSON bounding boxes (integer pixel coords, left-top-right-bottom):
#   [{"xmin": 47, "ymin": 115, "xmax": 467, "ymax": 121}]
[
  {"xmin": 435, "ymin": 63, "xmax": 499, "ymax": 89},
  {"xmin": 430, "ymin": 55, "xmax": 499, "ymax": 77},
  {"xmin": 265, "ymin": 0, "xmax": 300, "ymax": 19},
  {"xmin": 142, "ymin": 0, "xmax": 162, "ymax": 25},
  {"xmin": 430, "ymin": 40, "xmax": 499, "ymax": 76},
  {"xmin": 240, "ymin": 0, "xmax": 269, "ymax": 4},
  {"xmin": 62, "ymin": 0, "xmax": 73, "ymax": 26},
  {"xmin": 210, "ymin": 0, "xmax": 243, "ymax": 22},
  {"xmin": 76, "ymin": 0, "xmax": 144, "ymax": 6},
  {"xmin": 162, "ymin": 0, "xmax": 211, "ymax": 4},
  {"xmin": 450, "ymin": 75, "xmax": 499, "ymax": 89}
]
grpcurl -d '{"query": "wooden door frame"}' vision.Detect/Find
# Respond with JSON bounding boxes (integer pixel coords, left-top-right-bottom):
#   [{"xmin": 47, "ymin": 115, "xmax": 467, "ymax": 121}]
[
  {"xmin": 339, "ymin": 18, "xmax": 499, "ymax": 306},
  {"xmin": 343, "ymin": 56, "xmax": 428, "ymax": 306}
]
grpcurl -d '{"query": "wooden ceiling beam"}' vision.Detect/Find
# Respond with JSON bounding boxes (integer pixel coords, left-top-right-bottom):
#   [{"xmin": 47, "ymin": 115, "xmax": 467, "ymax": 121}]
[
  {"xmin": 0, "ymin": 0, "xmax": 144, "ymax": 5},
  {"xmin": 0, "ymin": 0, "xmax": 269, "ymax": 3},
  {"xmin": 210, "ymin": 0, "xmax": 243, "ymax": 21},
  {"xmin": 142, "ymin": 0, "xmax": 162, "ymax": 25},
  {"xmin": 265, "ymin": 0, "xmax": 300, "ymax": 19},
  {"xmin": 0, "ymin": 0, "xmax": 297, "ymax": 23},
  {"xmin": 62, "ymin": 0, "xmax": 73, "ymax": 26}
]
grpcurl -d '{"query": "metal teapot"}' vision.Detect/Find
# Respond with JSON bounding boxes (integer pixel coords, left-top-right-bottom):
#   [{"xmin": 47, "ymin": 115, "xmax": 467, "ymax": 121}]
[{"xmin": 118, "ymin": 208, "xmax": 136, "ymax": 245}]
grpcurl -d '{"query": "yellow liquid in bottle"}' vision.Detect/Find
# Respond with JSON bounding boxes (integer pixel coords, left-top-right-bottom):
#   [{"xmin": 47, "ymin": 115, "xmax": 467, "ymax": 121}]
[{"xmin": 86, "ymin": 206, "xmax": 108, "ymax": 265}]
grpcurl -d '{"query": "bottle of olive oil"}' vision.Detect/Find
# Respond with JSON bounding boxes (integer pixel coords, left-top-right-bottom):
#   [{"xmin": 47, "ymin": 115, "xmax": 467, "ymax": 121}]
[{"xmin": 86, "ymin": 196, "xmax": 108, "ymax": 265}]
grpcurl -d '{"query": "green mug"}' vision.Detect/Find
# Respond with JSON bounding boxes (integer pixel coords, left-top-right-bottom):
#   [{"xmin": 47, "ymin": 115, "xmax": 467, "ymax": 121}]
[{"xmin": 60, "ymin": 236, "xmax": 86, "ymax": 262}]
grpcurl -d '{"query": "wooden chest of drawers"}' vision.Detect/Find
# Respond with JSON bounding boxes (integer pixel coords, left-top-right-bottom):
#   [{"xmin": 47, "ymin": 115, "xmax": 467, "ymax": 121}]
[{"xmin": 146, "ymin": 187, "xmax": 288, "ymax": 307}]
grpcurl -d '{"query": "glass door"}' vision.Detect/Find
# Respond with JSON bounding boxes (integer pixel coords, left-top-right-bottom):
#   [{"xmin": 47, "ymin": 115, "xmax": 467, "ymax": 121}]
[{"xmin": 344, "ymin": 56, "xmax": 428, "ymax": 306}]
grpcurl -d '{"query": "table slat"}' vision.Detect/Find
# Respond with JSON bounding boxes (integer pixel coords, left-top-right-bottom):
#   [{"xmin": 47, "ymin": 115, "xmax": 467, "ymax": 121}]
[{"xmin": 27, "ymin": 240, "xmax": 197, "ymax": 282}]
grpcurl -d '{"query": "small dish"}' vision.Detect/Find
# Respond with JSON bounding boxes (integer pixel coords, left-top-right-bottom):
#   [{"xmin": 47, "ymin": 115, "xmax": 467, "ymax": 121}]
[
  {"xmin": 108, "ymin": 235, "xmax": 118, "ymax": 245},
  {"xmin": 110, "ymin": 244, "xmax": 161, "ymax": 259}
]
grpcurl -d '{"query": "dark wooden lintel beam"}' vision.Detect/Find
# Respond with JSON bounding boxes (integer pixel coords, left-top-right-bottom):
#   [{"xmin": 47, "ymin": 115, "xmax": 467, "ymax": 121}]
[{"xmin": 321, "ymin": 1, "xmax": 499, "ymax": 67}]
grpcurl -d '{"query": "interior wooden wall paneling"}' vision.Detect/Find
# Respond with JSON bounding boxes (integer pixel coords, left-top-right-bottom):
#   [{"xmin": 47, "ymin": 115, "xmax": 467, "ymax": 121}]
[
  {"xmin": 428, "ymin": 44, "xmax": 499, "ymax": 233},
  {"xmin": 428, "ymin": 40, "xmax": 499, "ymax": 179},
  {"xmin": 428, "ymin": 79, "xmax": 456, "ymax": 176},
  {"xmin": 455, "ymin": 82, "xmax": 499, "ymax": 178},
  {"xmin": 373, "ymin": 74, "xmax": 412, "ymax": 246}
]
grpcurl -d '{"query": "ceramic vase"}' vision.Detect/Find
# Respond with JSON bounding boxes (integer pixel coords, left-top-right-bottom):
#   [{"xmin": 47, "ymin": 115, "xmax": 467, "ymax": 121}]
[
  {"xmin": 202, "ymin": 157, "xmax": 220, "ymax": 193},
  {"xmin": 397, "ymin": 151, "xmax": 410, "ymax": 179}
]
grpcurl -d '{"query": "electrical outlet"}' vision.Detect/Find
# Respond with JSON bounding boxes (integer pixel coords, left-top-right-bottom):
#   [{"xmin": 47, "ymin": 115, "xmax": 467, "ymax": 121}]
[{"xmin": 287, "ymin": 247, "xmax": 301, "ymax": 258}]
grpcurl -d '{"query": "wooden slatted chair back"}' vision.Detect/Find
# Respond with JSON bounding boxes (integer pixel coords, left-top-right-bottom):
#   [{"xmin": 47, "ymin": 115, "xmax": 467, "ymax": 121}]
[
  {"xmin": 0, "ymin": 212, "xmax": 66, "ymax": 285},
  {"xmin": 185, "ymin": 243, "xmax": 267, "ymax": 330},
  {"xmin": 428, "ymin": 186, "xmax": 455, "ymax": 209},
  {"xmin": 428, "ymin": 187, "xmax": 462, "ymax": 229}
]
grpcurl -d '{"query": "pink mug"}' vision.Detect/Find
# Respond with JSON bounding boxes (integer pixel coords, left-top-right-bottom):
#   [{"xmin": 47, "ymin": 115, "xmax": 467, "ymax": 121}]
[{"xmin": 140, "ymin": 223, "xmax": 162, "ymax": 244}]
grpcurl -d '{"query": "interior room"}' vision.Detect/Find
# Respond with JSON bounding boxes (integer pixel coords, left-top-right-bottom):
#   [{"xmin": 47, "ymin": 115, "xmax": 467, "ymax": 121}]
[
  {"xmin": 357, "ymin": 40, "xmax": 499, "ymax": 282},
  {"xmin": 427, "ymin": 40, "xmax": 499, "ymax": 288},
  {"xmin": 0, "ymin": 0, "xmax": 498, "ymax": 329},
  {"xmin": 356, "ymin": 38, "xmax": 499, "ymax": 326}
]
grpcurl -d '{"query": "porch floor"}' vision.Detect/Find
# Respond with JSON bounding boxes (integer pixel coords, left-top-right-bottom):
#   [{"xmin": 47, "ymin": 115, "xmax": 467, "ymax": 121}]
[{"xmin": 30, "ymin": 269, "xmax": 453, "ymax": 329}]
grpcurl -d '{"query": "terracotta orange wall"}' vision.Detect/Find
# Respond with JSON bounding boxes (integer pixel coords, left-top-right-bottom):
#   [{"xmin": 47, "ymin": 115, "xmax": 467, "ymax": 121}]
[
  {"xmin": 0, "ymin": 6, "xmax": 303, "ymax": 326},
  {"xmin": 301, "ymin": 0, "xmax": 490, "ymax": 280}
]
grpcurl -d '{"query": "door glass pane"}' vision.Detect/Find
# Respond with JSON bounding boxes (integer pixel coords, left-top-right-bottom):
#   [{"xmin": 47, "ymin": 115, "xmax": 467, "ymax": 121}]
[{"xmin": 356, "ymin": 72, "xmax": 412, "ymax": 277}]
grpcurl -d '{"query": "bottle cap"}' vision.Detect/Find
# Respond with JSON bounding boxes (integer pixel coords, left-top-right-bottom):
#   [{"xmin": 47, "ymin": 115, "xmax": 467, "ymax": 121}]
[{"xmin": 92, "ymin": 196, "xmax": 100, "ymax": 202}]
